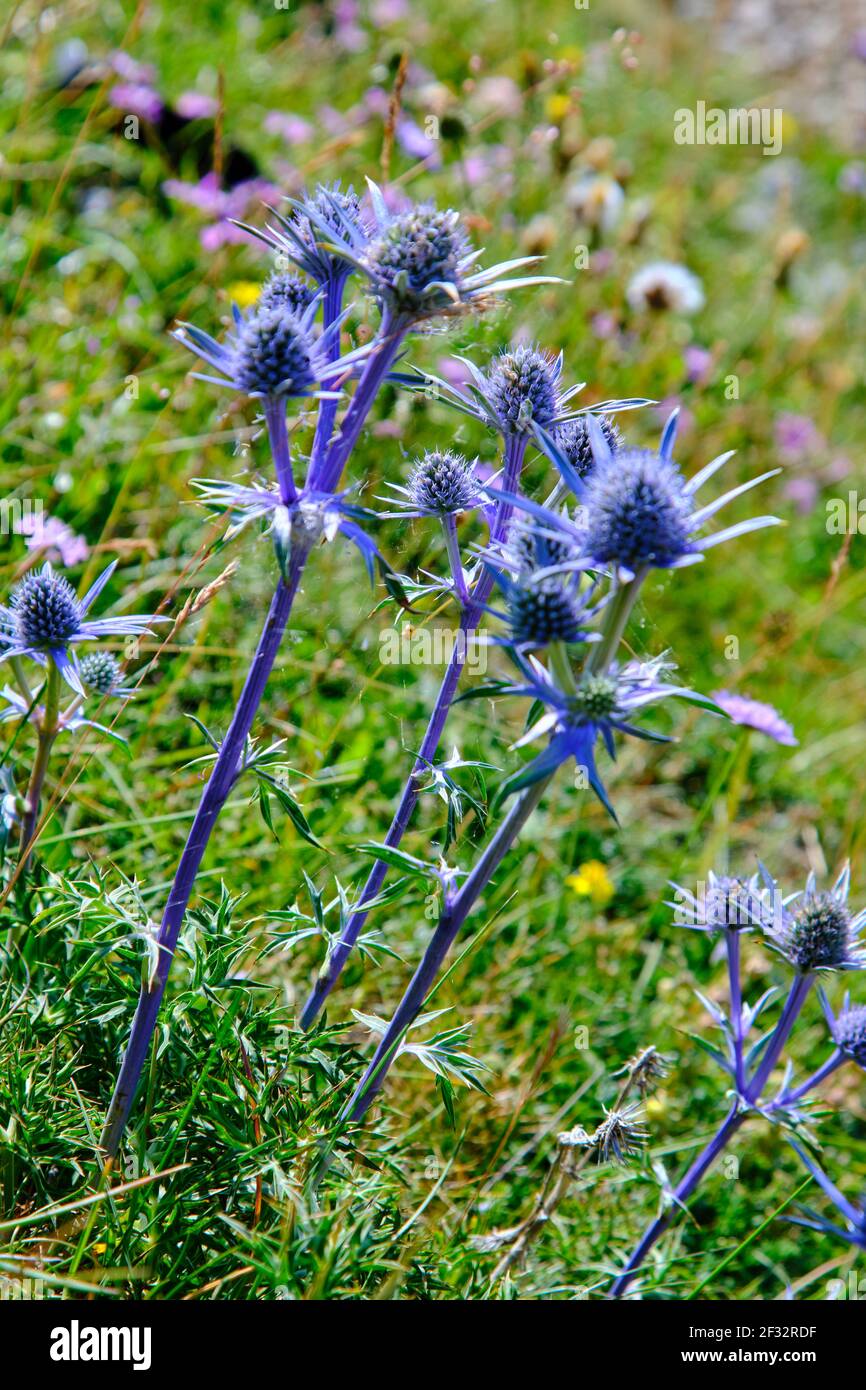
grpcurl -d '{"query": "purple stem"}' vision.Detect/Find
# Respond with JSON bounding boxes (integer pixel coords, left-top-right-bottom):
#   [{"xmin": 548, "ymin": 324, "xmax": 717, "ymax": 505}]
[
  {"xmin": 746, "ymin": 973, "xmax": 814, "ymax": 1102},
  {"xmin": 101, "ymin": 325, "xmax": 407, "ymax": 1158},
  {"xmin": 767, "ymin": 1048, "xmax": 843, "ymax": 1111},
  {"xmin": 310, "ymin": 310, "xmax": 406, "ymax": 496},
  {"xmin": 344, "ymin": 771, "xmax": 549, "ymax": 1124},
  {"xmin": 264, "ymin": 398, "xmax": 297, "ymax": 504},
  {"xmin": 299, "ymin": 436, "xmax": 529, "ymax": 1029},
  {"xmin": 726, "ymin": 930, "xmax": 745, "ymax": 1092},
  {"xmin": 308, "ymin": 273, "xmax": 349, "ymax": 480},
  {"xmin": 100, "ymin": 547, "xmax": 309, "ymax": 1157},
  {"xmin": 610, "ymin": 1104, "xmax": 745, "ymax": 1298},
  {"xmin": 611, "ymin": 970, "xmax": 817, "ymax": 1294}
]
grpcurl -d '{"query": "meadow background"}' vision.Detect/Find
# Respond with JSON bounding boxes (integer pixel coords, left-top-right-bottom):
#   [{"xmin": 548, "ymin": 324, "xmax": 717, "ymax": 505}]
[{"xmin": 0, "ymin": 0, "xmax": 864, "ymax": 1300}]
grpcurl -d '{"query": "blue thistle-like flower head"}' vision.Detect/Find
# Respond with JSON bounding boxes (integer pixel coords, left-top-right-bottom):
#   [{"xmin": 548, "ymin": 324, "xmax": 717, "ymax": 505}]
[
  {"xmin": 0, "ymin": 561, "xmax": 163, "ymax": 694},
  {"xmin": 233, "ymin": 182, "xmax": 369, "ymax": 287},
  {"xmin": 173, "ymin": 295, "xmax": 370, "ymax": 402},
  {"xmin": 763, "ymin": 865, "xmax": 866, "ymax": 975},
  {"xmin": 508, "ymin": 583, "xmax": 588, "ymax": 648},
  {"xmin": 583, "ymin": 446, "xmax": 695, "ymax": 572},
  {"xmin": 407, "ymin": 451, "xmax": 480, "ymax": 516},
  {"xmin": 554, "ymin": 414, "xmax": 620, "ymax": 480},
  {"xmin": 828, "ymin": 998, "xmax": 866, "ymax": 1069},
  {"xmin": 481, "ymin": 346, "xmax": 563, "ymax": 435},
  {"xmin": 670, "ymin": 870, "xmax": 768, "ymax": 934},
  {"xmin": 231, "ymin": 305, "xmax": 318, "ymax": 398},
  {"xmin": 519, "ymin": 411, "xmax": 781, "ymax": 581},
  {"xmin": 79, "ymin": 651, "xmax": 124, "ymax": 695},
  {"xmin": 364, "ymin": 204, "xmax": 471, "ymax": 317},
  {"xmin": 257, "ymin": 272, "xmax": 316, "ymax": 317},
  {"xmin": 507, "ymin": 514, "xmax": 579, "ymax": 576},
  {"xmin": 8, "ymin": 568, "xmax": 80, "ymax": 648}
]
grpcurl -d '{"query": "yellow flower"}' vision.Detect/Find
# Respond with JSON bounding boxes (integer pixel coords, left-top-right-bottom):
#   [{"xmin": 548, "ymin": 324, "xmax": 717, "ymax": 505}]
[
  {"xmin": 565, "ymin": 859, "xmax": 614, "ymax": 907},
  {"xmin": 227, "ymin": 280, "xmax": 262, "ymax": 309},
  {"xmin": 545, "ymin": 93, "xmax": 573, "ymax": 124}
]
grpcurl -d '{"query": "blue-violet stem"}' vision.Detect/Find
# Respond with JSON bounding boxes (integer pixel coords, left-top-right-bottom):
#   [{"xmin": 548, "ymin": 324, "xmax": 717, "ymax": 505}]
[
  {"xmin": 100, "ymin": 546, "xmax": 309, "ymax": 1157},
  {"xmin": 746, "ymin": 972, "xmax": 813, "ymax": 1102},
  {"xmin": 308, "ymin": 272, "xmax": 349, "ymax": 478},
  {"xmin": 343, "ymin": 771, "xmax": 551, "ymax": 1124},
  {"xmin": 101, "ymin": 331, "xmax": 406, "ymax": 1158},
  {"xmin": 610, "ymin": 1104, "xmax": 745, "ymax": 1298},
  {"xmin": 299, "ymin": 436, "xmax": 529, "ymax": 1029}
]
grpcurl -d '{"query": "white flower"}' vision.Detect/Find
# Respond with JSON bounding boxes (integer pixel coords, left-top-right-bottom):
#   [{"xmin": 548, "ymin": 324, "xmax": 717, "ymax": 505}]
[
  {"xmin": 565, "ymin": 173, "xmax": 625, "ymax": 233},
  {"xmin": 626, "ymin": 261, "xmax": 705, "ymax": 314}
]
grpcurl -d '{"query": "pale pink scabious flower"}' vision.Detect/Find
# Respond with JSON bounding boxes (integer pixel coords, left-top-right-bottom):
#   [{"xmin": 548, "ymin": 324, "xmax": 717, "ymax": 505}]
[{"xmin": 18, "ymin": 513, "xmax": 89, "ymax": 567}]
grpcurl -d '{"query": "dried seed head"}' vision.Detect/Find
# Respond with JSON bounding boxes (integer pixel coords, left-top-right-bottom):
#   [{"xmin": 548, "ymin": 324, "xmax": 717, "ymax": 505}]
[{"xmin": 591, "ymin": 1103, "xmax": 648, "ymax": 1165}]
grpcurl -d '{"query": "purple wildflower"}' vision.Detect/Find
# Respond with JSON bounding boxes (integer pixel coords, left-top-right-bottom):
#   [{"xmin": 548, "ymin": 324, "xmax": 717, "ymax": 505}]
[{"xmin": 710, "ymin": 691, "xmax": 797, "ymax": 746}]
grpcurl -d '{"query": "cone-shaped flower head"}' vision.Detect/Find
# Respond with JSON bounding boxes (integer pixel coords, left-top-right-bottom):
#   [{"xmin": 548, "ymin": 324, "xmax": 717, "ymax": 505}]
[
  {"xmin": 569, "ymin": 411, "xmax": 781, "ymax": 580},
  {"xmin": 173, "ymin": 295, "xmax": 369, "ymax": 402},
  {"xmin": 257, "ymin": 272, "xmax": 316, "ymax": 316},
  {"xmin": 553, "ymin": 414, "xmax": 620, "ymax": 480},
  {"xmin": 79, "ymin": 651, "xmax": 124, "ymax": 696},
  {"xmin": 508, "ymin": 583, "xmax": 588, "ymax": 648},
  {"xmin": 233, "ymin": 182, "xmax": 369, "ymax": 287},
  {"xmin": 480, "ymin": 346, "xmax": 563, "ymax": 435},
  {"xmin": 827, "ymin": 998, "xmax": 866, "ymax": 1069},
  {"xmin": 407, "ymin": 451, "xmax": 480, "ymax": 516},
  {"xmin": 763, "ymin": 865, "xmax": 866, "ymax": 975},
  {"xmin": 0, "ymin": 562, "xmax": 162, "ymax": 694},
  {"xmin": 670, "ymin": 869, "xmax": 768, "ymax": 933}
]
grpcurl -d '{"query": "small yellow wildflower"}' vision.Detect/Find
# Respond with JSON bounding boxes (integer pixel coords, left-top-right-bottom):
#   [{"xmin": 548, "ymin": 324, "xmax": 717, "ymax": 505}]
[
  {"xmin": 227, "ymin": 280, "xmax": 262, "ymax": 309},
  {"xmin": 545, "ymin": 93, "xmax": 573, "ymax": 124},
  {"xmin": 565, "ymin": 859, "xmax": 615, "ymax": 907}
]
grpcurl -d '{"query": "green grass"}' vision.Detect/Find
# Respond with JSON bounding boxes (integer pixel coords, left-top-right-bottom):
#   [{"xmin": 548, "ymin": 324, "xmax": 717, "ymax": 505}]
[{"xmin": 0, "ymin": 0, "xmax": 864, "ymax": 1300}]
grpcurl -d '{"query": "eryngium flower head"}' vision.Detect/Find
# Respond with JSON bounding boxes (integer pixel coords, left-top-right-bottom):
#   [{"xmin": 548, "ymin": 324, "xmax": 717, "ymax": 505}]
[
  {"xmin": 578, "ymin": 411, "xmax": 781, "ymax": 580},
  {"xmin": 8, "ymin": 567, "xmax": 80, "ymax": 648},
  {"xmin": 233, "ymin": 182, "xmax": 369, "ymax": 287},
  {"xmin": 315, "ymin": 179, "xmax": 557, "ymax": 324},
  {"xmin": 257, "ymin": 272, "xmax": 316, "ymax": 317},
  {"xmin": 614, "ymin": 1046, "xmax": 670, "ymax": 1096},
  {"xmin": 407, "ymin": 451, "xmax": 480, "ymax": 516},
  {"xmin": 79, "ymin": 651, "xmax": 123, "ymax": 695},
  {"xmin": 554, "ymin": 415, "xmax": 620, "ymax": 480},
  {"xmin": 507, "ymin": 514, "xmax": 579, "ymax": 576},
  {"xmin": 365, "ymin": 204, "xmax": 471, "ymax": 316},
  {"xmin": 670, "ymin": 870, "xmax": 767, "ymax": 933},
  {"xmin": 232, "ymin": 305, "xmax": 317, "ymax": 397},
  {"xmin": 480, "ymin": 346, "xmax": 563, "ymax": 434},
  {"xmin": 0, "ymin": 562, "xmax": 162, "ymax": 694},
  {"xmin": 173, "ymin": 296, "xmax": 367, "ymax": 402},
  {"xmin": 590, "ymin": 1102, "xmax": 648, "ymax": 1164},
  {"xmin": 508, "ymin": 582, "xmax": 587, "ymax": 648},
  {"xmin": 826, "ymin": 997, "xmax": 866, "ymax": 1069},
  {"xmin": 763, "ymin": 864, "xmax": 866, "ymax": 975}
]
